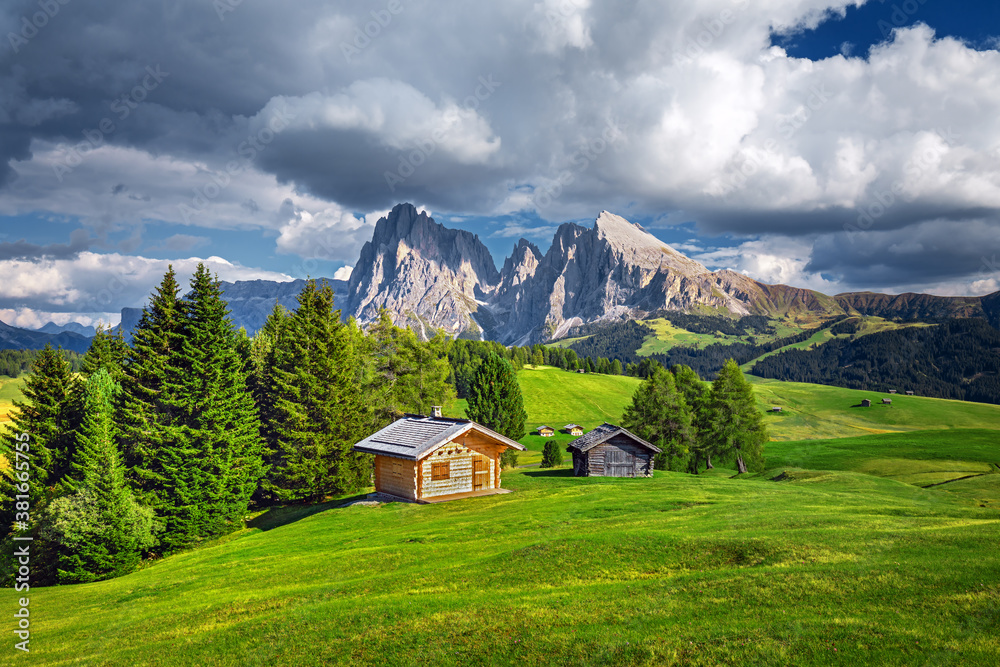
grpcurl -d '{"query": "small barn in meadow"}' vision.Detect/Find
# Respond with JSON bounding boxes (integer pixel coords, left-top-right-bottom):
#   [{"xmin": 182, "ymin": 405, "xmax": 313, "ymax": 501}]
[
  {"xmin": 352, "ymin": 414, "xmax": 525, "ymax": 503},
  {"xmin": 771, "ymin": 406, "xmax": 783, "ymax": 412},
  {"xmin": 536, "ymin": 425, "xmax": 555, "ymax": 437},
  {"xmin": 889, "ymin": 389, "xmax": 897, "ymax": 394},
  {"xmin": 861, "ymin": 399, "xmax": 872, "ymax": 407},
  {"xmin": 906, "ymin": 390, "xmax": 915, "ymax": 396},
  {"xmin": 566, "ymin": 423, "xmax": 660, "ymax": 478},
  {"xmin": 564, "ymin": 423, "xmax": 585, "ymax": 436},
  {"xmin": 882, "ymin": 398, "xmax": 892, "ymax": 405}
]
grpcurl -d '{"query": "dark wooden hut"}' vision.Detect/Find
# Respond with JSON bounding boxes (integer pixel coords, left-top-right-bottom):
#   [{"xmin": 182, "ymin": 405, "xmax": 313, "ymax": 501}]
[
  {"xmin": 352, "ymin": 414, "xmax": 525, "ymax": 503},
  {"xmin": 882, "ymin": 398, "xmax": 892, "ymax": 405},
  {"xmin": 861, "ymin": 399, "xmax": 872, "ymax": 407},
  {"xmin": 905, "ymin": 390, "xmax": 915, "ymax": 396},
  {"xmin": 566, "ymin": 423, "xmax": 660, "ymax": 478}
]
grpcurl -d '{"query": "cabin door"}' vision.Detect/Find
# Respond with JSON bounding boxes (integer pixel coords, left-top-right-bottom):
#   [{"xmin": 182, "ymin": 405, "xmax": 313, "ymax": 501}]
[
  {"xmin": 472, "ymin": 455, "xmax": 490, "ymax": 491},
  {"xmin": 605, "ymin": 448, "xmax": 635, "ymax": 477}
]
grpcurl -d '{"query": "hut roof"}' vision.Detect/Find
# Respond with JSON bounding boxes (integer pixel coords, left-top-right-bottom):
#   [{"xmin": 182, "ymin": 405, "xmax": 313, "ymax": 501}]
[
  {"xmin": 564, "ymin": 423, "xmax": 583, "ymax": 430},
  {"xmin": 536, "ymin": 425, "xmax": 554, "ymax": 431},
  {"xmin": 353, "ymin": 415, "xmax": 525, "ymax": 460},
  {"xmin": 566, "ymin": 423, "xmax": 661, "ymax": 454}
]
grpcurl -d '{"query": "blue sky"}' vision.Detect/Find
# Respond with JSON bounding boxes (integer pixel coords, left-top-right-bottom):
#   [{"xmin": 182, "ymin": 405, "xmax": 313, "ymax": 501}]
[{"xmin": 1, "ymin": 0, "xmax": 999, "ymax": 328}]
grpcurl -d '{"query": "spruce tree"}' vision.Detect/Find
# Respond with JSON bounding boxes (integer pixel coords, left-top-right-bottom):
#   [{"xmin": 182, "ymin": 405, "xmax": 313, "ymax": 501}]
[
  {"xmin": 705, "ymin": 359, "xmax": 768, "ymax": 474},
  {"xmin": 80, "ymin": 323, "xmax": 128, "ymax": 381},
  {"xmin": 44, "ymin": 369, "xmax": 155, "ymax": 583},
  {"xmin": 264, "ymin": 280, "xmax": 371, "ymax": 501},
  {"xmin": 466, "ymin": 352, "xmax": 527, "ymax": 468},
  {"xmin": 0, "ymin": 344, "xmax": 81, "ymax": 530},
  {"xmin": 621, "ymin": 366, "xmax": 694, "ymax": 471},
  {"xmin": 167, "ymin": 264, "xmax": 265, "ymax": 544},
  {"xmin": 541, "ymin": 440, "xmax": 563, "ymax": 468}
]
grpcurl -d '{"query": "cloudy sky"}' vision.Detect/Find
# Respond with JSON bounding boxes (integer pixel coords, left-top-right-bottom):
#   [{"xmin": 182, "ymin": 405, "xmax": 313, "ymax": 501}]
[{"xmin": 2, "ymin": 0, "xmax": 1000, "ymax": 328}]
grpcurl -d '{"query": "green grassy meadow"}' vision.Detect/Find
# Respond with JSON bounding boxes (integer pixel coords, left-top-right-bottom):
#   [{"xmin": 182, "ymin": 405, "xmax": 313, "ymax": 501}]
[{"xmin": 3, "ymin": 366, "xmax": 1000, "ymax": 665}]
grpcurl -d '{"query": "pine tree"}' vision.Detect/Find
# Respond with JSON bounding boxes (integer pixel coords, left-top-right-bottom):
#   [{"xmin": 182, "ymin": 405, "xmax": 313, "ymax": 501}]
[
  {"xmin": 0, "ymin": 344, "xmax": 81, "ymax": 530},
  {"xmin": 705, "ymin": 359, "xmax": 768, "ymax": 474},
  {"xmin": 621, "ymin": 366, "xmax": 694, "ymax": 471},
  {"xmin": 264, "ymin": 280, "xmax": 371, "ymax": 501},
  {"xmin": 44, "ymin": 369, "xmax": 155, "ymax": 583},
  {"xmin": 466, "ymin": 352, "xmax": 527, "ymax": 468}
]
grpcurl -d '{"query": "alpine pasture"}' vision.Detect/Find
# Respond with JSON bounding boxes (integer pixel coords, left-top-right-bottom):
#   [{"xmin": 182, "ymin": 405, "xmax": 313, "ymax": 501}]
[{"xmin": 2, "ymin": 367, "xmax": 999, "ymax": 665}]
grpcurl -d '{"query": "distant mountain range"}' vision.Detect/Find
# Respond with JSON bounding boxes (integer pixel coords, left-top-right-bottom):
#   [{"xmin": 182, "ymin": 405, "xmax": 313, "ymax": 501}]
[{"xmin": 2, "ymin": 202, "xmax": 998, "ymax": 353}]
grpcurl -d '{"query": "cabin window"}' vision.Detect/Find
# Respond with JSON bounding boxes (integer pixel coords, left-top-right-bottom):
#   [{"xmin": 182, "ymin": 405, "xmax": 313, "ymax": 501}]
[{"xmin": 431, "ymin": 461, "xmax": 450, "ymax": 480}]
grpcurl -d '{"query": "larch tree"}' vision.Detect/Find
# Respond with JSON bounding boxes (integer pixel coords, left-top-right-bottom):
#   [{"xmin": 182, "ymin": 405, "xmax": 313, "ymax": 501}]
[
  {"xmin": 621, "ymin": 366, "xmax": 695, "ymax": 471},
  {"xmin": 705, "ymin": 359, "xmax": 768, "ymax": 474}
]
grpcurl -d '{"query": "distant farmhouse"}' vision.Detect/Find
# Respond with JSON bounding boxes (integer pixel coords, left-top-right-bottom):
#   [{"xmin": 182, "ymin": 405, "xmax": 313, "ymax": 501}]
[
  {"xmin": 566, "ymin": 423, "xmax": 660, "ymax": 478},
  {"xmin": 535, "ymin": 425, "xmax": 555, "ymax": 437},
  {"xmin": 771, "ymin": 406, "xmax": 783, "ymax": 412},
  {"xmin": 564, "ymin": 423, "xmax": 585, "ymax": 436},
  {"xmin": 352, "ymin": 410, "xmax": 525, "ymax": 503}
]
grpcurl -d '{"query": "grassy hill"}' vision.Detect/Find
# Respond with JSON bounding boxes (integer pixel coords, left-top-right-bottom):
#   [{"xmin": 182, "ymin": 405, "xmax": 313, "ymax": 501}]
[
  {"xmin": 0, "ymin": 375, "xmax": 24, "ymax": 432},
  {"xmin": 7, "ymin": 461, "xmax": 999, "ymax": 665},
  {"xmin": 4, "ymin": 367, "xmax": 1000, "ymax": 665}
]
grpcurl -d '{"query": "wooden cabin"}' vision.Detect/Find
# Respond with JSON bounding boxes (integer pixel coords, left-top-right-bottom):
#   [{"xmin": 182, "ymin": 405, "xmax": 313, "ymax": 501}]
[
  {"xmin": 352, "ymin": 414, "xmax": 525, "ymax": 503},
  {"xmin": 882, "ymin": 398, "xmax": 892, "ymax": 405},
  {"xmin": 861, "ymin": 399, "xmax": 872, "ymax": 407},
  {"xmin": 566, "ymin": 423, "xmax": 660, "ymax": 478},
  {"xmin": 888, "ymin": 389, "xmax": 897, "ymax": 394},
  {"xmin": 535, "ymin": 425, "xmax": 555, "ymax": 437},
  {"xmin": 771, "ymin": 406, "xmax": 783, "ymax": 412},
  {"xmin": 905, "ymin": 390, "xmax": 915, "ymax": 396},
  {"xmin": 564, "ymin": 423, "xmax": 585, "ymax": 436}
]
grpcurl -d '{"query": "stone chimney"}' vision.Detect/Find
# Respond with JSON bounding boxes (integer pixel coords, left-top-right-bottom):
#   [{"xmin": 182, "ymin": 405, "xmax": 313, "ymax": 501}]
[{"xmin": 431, "ymin": 406, "xmax": 442, "ymax": 418}]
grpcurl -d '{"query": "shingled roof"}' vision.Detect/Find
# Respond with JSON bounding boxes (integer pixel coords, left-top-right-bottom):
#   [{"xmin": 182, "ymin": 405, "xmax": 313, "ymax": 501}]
[
  {"xmin": 352, "ymin": 415, "xmax": 525, "ymax": 460},
  {"xmin": 565, "ymin": 423, "xmax": 661, "ymax": 453}
]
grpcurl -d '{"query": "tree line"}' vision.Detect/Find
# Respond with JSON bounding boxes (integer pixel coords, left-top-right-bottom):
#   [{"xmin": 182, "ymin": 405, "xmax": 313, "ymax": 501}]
[
  {"xmin": 751, "ymin": 318, "xmax": 1000, "ymax": 405},
  {"xmin": 0, "ymin": 266, "xmax": 460, "ymax": 585},
  {"xmin": 0, "ymin": 348, "xmax": 83, "ymax": 378}
]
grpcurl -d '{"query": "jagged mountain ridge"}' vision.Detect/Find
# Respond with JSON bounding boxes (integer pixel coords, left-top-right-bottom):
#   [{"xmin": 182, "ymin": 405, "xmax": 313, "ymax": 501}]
[{"xmin": 343, "ymin": 204, "xmax": 999, "ymax": 344}]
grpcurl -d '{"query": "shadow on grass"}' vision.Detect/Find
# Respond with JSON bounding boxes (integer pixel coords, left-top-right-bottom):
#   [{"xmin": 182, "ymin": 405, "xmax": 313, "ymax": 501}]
[
  {"xmin": 248, "ymin": 494, "xmax": 370, "ymax": 532},
  {"xmin": 522, "ymin": 468, "xmax": 576, "ymax": 478}
]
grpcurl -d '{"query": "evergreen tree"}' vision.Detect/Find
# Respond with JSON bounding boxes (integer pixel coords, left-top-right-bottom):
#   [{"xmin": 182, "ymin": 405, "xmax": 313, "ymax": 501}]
[
  {"xmin": 465, "ymin": 352, "xmax": 527, "ymax": 468},
  {"xmin": 670, "ymin": 364, "xmax": 713, "ymax": 472},
  {"xmin": 621, "ymin": 366, "xmax": 694, "ymax": 471},
  {"xmin": 705, "ymin": 359, "xmax": 768, "ymax": 474},
  {"xmin": 44, "ymin": 369, "xmax": 155, "ymax": 583},
  {"xmin": 264, "ymin": 280, "xmax": 371, "ymax": 501},
  {"xmin": 541, "ymin": 440, "xmax": 563, "ymax": 468},
  {"xmin": 0, "ymin": 344, "xmax": 81, "ymax": 530},
  {"xmin": 80, "ymin": 324, "xmax": 128, "ymax": 381},
  {"xmin": 118, "ymin": 266, "xmax": 184, "ymax": 496}
]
